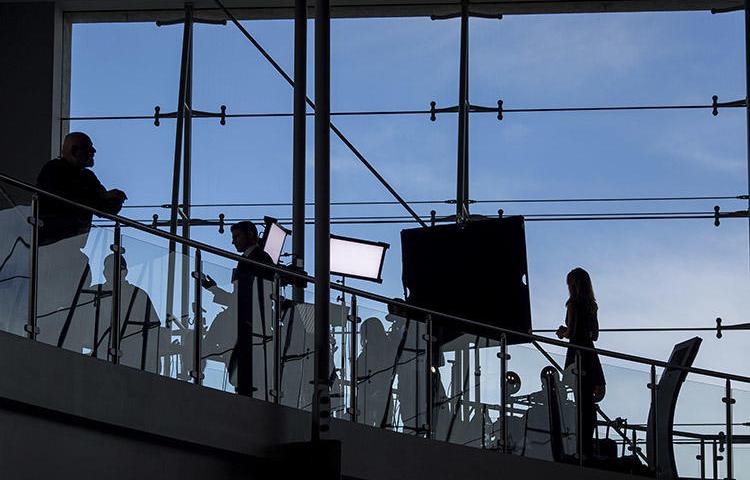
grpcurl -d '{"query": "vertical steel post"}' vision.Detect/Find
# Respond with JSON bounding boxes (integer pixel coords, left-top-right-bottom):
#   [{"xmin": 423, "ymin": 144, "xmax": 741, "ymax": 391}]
[
  {"xmin": 191, "ymin": 249, "xmax": 203, "ymax": 386},
  {"xmin": 166, "ymin": 3, "xmax": 194, "ymax": 328},
  {"xmin": 312, "ymin": 0, "xmax": 331, "ymax": 442},
  {"xmin": 651, "ymin": 364, "xmax": 660, "ymax": 477},
  {"xmin": 724, "ymin": 379, "xmax": 734, "ymax": 480},
  {"xmin": 181, "ymin": 4, "xmax": 195, "ymax": 329},
  {"xmin": 425, "ymin": 314, "xmax": 434, "ymax": 439},
  {"xmin": 575, "ymin": 349, "xmax": 583, "ymax": 466},
  {"xmin": 349, "ymin": 294, "xmax": 358, "ymax": 421},
  {"xmin": 273, "ymin": 273, "xmax": 282, "ymax": 404},
  {"xmin": 700, "ymin": 439, "xmax": 707, "ymax": 480},
  {"xmin": 481, "ymin": 403, "xmax": 487, "ymax": 449},
  {"xmin": 500, "ymin": 333, "xmax": 508, "ymax": 453},
  {"xmin": 713, "ymin": 441, "xmax": 719, "ymax": 480},
  {"xmin": 474, "ymin": 338, "xmax": 481, "ymax": 409},
  {"xmin": 455, "ymin": 0, "xmax": 470, "ymax": 220},
  {"xmin": 25, "ymin": 194, "xmax": 40, "ymax": 340},
  {"xmin": 339, "ymin": 279, "xmax": 346, "ymax": 413},
  {"xmin": 414, "ymin": 321, "xmax": 420, "ymax": 433},
  {"xmin": 109, "ymin": 222, "xmax": 123, "ymax": 365},
  {"xmin": 745, "ymin": 3, "xmax": 750, "ymax": 276},
  {"xmin": 292, "ymin": 0, "xmax": 307, "ymax": 303}
]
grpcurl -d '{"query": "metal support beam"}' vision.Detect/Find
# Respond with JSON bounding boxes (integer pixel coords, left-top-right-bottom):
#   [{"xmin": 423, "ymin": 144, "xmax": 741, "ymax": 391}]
[
  {"xmin": 293, "ymin": 0, "xmax": 307, "ymax": 302},
  {"xmin": 500, "ymin": 333, "xmax": 508, "ymax": 452},
  {"xmin": 456, "ymin": 0, "xmax": 470, "ymax": 221},
  {"xmin": 724, "ymin": 379, "xmax": 735, "ymax": 480},
  {"xmin": 313, "ymin": 0, "xmax": 331, "ymax": 442},
  {"xmin": 191, "ymin": 249, "xmax": 203, "ymax": 386},
  {"xmin": 273, "ymin": 273, "xmax": 282, "ymax": 403},
  {"xmin": 109, "ymin": 222, "xmax": 123, "ymax": 365},
  {"xmin": 575, "ymin": 350, "xmax": 583, "ymax": 465},
  {"xmin": 349, "ymin": 293, "xmax": 358, "ymax": 422},
  {"xmin": 25, "ymin": 194, "xmax": 40, "ymax": 340},
  {"xmin": 650, "ymin": 364, "xmax": 660, "ymax": 477},
  {"xmin": 425, "ymin": 314, "xmax": 434, "ymax": 439},
  {"xmin": 745, "ymin": 3, "xmax": 750, "ymax": 277},
  {"xmin": 166, "ymin": 3, "xmax": 194, "ymax": 328},
  {"xmin": 181, "ymin": 4, "xmax": 195, "ymax": 334}
]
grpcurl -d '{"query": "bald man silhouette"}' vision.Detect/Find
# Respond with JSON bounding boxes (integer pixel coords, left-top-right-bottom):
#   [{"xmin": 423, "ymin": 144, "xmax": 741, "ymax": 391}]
[{"xmin": 36, "ymin": 132, "xmax": 127, "ymax": 245}]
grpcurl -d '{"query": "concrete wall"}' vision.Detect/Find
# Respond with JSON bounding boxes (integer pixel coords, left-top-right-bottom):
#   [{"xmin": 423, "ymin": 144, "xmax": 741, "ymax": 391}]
[
  {"xmin": 0, "ymin": 2, "xmax": 67, "ymax": 205},
  {"xmin": 0, "ymin": 330, "xmax": 638, "ymax": 480}
]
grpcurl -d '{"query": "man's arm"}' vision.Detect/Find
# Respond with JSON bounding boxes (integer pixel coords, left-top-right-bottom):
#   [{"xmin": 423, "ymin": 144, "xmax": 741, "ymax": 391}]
[
  {"xmin": 209, "ymin": 285, "xmax": 234, "ymax": 307},
  {"xmin": 82, "ymin": 170, "xmax": 126, "ymax": 214}
]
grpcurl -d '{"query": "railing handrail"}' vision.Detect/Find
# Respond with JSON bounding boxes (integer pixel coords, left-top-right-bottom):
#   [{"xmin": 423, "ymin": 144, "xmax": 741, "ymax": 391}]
[{"xmin": 2, "ymin": 171, "xmax": 749, "ymax": 385}]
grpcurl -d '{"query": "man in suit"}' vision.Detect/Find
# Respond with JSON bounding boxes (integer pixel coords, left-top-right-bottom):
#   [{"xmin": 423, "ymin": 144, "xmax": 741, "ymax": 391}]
[{"xmin": 202, "ymin": 221, "xmax": 274, "ymax": 396}]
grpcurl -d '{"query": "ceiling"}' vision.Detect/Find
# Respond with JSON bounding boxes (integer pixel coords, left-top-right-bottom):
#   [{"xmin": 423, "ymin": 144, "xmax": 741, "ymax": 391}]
[{"xmin": 1, "ymin": 0, "xmax": 744, "ymax": 21}]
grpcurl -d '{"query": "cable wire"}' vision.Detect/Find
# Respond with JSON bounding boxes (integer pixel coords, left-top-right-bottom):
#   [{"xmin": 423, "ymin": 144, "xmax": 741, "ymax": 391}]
[
  {"xmin": 62, "ymin": 101, "xmax": 745, "ymax": 122},
  {"xmin": 121, "ymin": 194, "xmax": 747, "ymax": 210}
]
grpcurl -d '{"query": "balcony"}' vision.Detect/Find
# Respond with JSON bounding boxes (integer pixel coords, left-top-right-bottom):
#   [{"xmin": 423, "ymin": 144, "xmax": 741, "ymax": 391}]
[{"xmin": 0, "ymin": 174, "xmax": 747, "ymax": 479}]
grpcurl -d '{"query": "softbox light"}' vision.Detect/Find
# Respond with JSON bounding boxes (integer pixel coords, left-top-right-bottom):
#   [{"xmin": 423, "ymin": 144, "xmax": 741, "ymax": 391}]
[
  {"xmin": 261, "ymin": 217, "xmax": 290, "ymax": 265},
  {"xmin": 330, "ymin": 234, "xmax": 389, "ymax": 283}
]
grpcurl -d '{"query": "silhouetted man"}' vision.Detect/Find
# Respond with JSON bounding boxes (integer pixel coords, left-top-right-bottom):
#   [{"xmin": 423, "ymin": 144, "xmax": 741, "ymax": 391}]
[
  {"xmin": 202, "ymin": 221, "xmax": 274, "ymax": 396},
  {"xmin": 93, "ymin": 255, "xmax": 161, "ymax": 372},
  {"xmin": 36, "ymin": 132, "xmax": 127, "ymax": 245},
  {"xmin": 34, "ymin": 133, "xmax": 126, "ymax": 350}
]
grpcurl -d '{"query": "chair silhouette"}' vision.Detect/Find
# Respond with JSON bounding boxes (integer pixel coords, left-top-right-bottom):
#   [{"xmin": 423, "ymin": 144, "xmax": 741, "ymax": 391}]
[{"xmin": 646, "ymin": 337, "xmax": 702, "ymax": 480}]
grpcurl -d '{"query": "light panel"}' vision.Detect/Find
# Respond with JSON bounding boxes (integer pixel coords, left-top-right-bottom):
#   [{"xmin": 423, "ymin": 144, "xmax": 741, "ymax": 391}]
[{"xmin": 330, "ymin": 234, "xmax": 389, "ymax": 283}]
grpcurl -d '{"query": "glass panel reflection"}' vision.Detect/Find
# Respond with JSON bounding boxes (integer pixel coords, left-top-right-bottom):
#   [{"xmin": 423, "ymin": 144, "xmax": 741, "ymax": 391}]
[{"xmin": 0, "ymin": 198, "xmax": 30, "ymax": 337}]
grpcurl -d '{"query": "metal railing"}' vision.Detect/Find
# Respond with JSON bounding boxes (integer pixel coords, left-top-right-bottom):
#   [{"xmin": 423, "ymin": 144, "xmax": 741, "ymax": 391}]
[{"xmin": 0, "ymin": 171, "xmax": 746, "ymax": 478}]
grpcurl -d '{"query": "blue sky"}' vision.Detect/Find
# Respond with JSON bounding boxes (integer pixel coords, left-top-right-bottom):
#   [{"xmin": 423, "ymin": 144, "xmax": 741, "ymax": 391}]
[{"xmin": 69, "ymin": 9, "xmax": 750, "ymax": 394}]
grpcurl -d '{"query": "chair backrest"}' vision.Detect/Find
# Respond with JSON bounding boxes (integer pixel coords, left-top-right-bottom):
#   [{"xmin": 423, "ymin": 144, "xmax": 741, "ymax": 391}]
[{"xmin": 646, "ymin": 337, "xmax": 702, "ymax": 480}]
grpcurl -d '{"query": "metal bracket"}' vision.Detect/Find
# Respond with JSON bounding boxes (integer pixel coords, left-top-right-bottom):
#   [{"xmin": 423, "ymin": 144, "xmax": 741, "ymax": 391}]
[
  {"xmin": 26, "ymin": 216, "xmax": 43, "ymax": 227},
  {"xmin": 495, "ymin": 351, "xmax": 511, "ymax": 360},
  {"xmin": 711, "ymin": 4, "xmax": 744, "ymax": 14},
  {"xmin": 714, "ymin": 205, "xmax": 749, "ymax": 227},
  {"xmin": 715, "ymin": 317, "xmax": 750, "ymax": 338},
  {"xmin": 154, "ymin": 104, "xmax": 228, "ymax": 126},
  {"xmin": 712, "ymin": 95, "xmax": 747, "ymax": 116},
  {"xmin": 421, "ymin": 333, "xmax": 436, "ymax": 342},
  {"xmin": 270, "ymin": 389, "xmax": 284, "ymax": 399},
  {"xmin": 109, "ymin": 244, "xmax": 126, "ymax": 255},
  {"xmin": 193, "ymin": 105, "xmax": 228, "ymax": 125},
  {"xmin": 430, "ymin": 11, "xmax": 502, "ymax": 20},
  {"xmin": 23, "ymin": 325, "xmax": 40, "ymax": 335},
  {"xmin": 429, "ymin": 101, "xmax": 459, "ymax": 121},
  {"xmin": 218, "ymin": 213, "xmax": 226, "ymax": 234},
  {"xmin": 189, "ymin": 370, "xmax": 206, "ymax": 381},
  {"xmin": 156, "ymin": 16, "xmax": 227, "ymax": 27},
  {"xmin": 469, "ymin": 100, "xmax": 503, "ymax": 121}
]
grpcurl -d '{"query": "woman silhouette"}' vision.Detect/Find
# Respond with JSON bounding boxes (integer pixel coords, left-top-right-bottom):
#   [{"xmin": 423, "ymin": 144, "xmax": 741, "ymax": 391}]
[{"xmin": 556, "ymin": 267, "xmax": 606, "ymax": 460}]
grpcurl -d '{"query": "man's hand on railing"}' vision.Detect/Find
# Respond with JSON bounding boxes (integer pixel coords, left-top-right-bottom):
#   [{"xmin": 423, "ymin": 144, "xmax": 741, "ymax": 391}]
[{"xmin": 105, "ymin": 189, "xmax": 128, "ymax": 203}]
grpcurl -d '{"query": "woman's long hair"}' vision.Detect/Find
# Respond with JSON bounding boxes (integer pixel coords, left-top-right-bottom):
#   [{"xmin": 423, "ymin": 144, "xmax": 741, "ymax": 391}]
[{"xmin": 566, "ymin": 267, "xmax": 599, "ymax": 340}]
